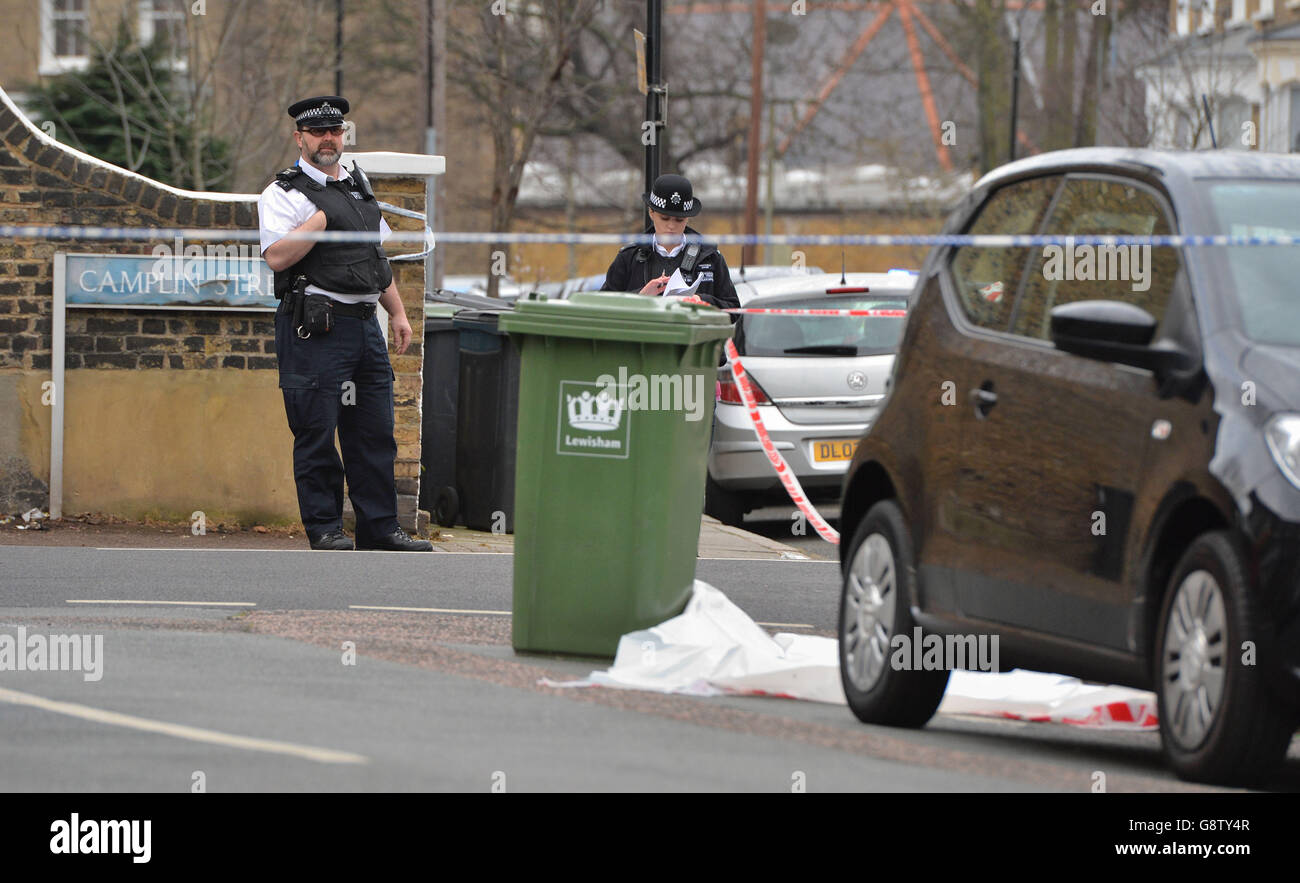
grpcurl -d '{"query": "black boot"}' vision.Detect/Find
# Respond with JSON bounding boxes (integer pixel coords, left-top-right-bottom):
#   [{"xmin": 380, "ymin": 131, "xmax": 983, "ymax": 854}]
[
  {"xmin": 356, "ymin": 527, "xmax": 433, "ymax": 552},
  {"xmin": 309, "ymin": 529, "xmax": 354, "ymax": 551}
]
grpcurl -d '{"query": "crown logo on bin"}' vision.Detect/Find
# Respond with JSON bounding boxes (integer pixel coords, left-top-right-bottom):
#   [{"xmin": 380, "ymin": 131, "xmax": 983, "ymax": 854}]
[{"xmin": 567, "ymin": 390, "xmax": 624, "ymax": 431}]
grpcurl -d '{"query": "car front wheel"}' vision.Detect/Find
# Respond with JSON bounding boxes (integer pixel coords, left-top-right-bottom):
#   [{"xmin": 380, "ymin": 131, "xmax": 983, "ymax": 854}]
[
  {"xmin": 1155, "ymin": 531, "xmax": 1296, "ymax": 786},
  {"xmin": 838, "ymin": 500, "xmax": 949, "ymax": 727}
]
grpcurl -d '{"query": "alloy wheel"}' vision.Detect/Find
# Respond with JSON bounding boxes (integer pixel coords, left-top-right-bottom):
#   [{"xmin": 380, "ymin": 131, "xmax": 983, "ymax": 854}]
[
  {"xmin": 843, "ymin": 533, "xmax": 897, "ymax": 692},
  {"xmin": 1160, "ymin": 569, "xmax": 1228, "ymax": 751}
]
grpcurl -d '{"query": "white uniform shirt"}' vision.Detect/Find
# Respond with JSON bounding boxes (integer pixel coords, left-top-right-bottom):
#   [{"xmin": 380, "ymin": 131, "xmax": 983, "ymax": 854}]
[
  {"xmin": 653, "ymin": 236, "xmax": 684, "ymax": 259},
  {"xmin": 257, "ymin": 159, "xmax": 393, "ymax": 305}
]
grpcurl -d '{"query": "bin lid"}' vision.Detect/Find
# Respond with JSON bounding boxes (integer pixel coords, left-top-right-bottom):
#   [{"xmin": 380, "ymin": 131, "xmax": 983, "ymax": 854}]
[
  {"xmin": 424, "ymin": 302, "xmax": 459, "ymax": 319},
  {"xmin": 499, "ymin": 292, "xmax": 733, "ymax": 345},
  {"xmin": 452, "ymin": 309, "xmax": 508, "ymax": 333},
  {"xmin": 427, "ymin": 289, "xmax": 514, "ymax": 307}
]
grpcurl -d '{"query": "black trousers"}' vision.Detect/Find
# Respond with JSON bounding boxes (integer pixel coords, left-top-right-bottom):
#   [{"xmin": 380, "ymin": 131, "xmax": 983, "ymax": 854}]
[{"xmin": 274, "ymin": 301, "xmax": 400, "ymax": 541}]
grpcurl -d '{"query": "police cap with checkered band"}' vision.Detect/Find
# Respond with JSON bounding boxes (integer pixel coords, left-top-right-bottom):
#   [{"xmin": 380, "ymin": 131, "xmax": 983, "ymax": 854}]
[
  {"xmin": 641, "ymin": 173, "xmax": 701, "ymax": 218},
  {"xmin": 287, "ymin": 95, "xmax": 349, "ymax": 128}
]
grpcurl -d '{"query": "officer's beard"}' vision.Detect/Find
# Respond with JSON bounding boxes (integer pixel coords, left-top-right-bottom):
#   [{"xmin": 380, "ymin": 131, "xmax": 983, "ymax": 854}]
[{"xmin": 310, "ymin": 144, "xmax": 340, "ymax": 166}]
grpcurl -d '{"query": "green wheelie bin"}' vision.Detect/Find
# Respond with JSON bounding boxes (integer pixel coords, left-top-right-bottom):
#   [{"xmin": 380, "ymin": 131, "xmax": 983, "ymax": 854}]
[{"xmin": 499, "ymin": 292, "xmax": 734, "ymax": 657}]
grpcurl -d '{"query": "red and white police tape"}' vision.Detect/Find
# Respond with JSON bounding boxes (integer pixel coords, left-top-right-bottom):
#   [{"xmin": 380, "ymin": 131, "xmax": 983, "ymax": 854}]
[
  {"xmin": 726, "ymin": 308, "xmax": 907, "ymax": 317},
  {"xmin": 723, "ymin": 338, "xmax": 841, "ymax": 545}
]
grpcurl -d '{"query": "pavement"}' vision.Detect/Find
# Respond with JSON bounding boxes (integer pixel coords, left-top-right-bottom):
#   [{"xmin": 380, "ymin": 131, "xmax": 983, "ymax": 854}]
[{"xmin": 0, "ymin": 513, "xmax": 815, "ymax": 559}]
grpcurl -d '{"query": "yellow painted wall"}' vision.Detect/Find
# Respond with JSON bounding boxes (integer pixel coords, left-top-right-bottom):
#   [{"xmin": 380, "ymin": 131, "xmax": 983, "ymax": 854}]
[{"xmin": 12, "ymin": 368, "xmax": 299, "ymax": 523}]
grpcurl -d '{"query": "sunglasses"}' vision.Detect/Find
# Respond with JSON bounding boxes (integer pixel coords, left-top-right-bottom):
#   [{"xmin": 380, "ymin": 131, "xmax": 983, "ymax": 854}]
[{"xmin": 299, "ymin": 125, "xmax": 345, "ymax": 137}]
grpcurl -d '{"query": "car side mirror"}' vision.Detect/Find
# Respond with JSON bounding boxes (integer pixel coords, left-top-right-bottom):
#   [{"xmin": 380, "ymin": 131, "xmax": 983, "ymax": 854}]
[
  {"xmin": 1052, "ymin": 299, "xmax": 1156, "ymax": 346},
  {"xmin": 1050, "ymin": 300, "xmax": 1192, "ymax": 378},
  {"xmin": 1045, "ymin": 296, "xmax": 1196, "ymax": 392}
]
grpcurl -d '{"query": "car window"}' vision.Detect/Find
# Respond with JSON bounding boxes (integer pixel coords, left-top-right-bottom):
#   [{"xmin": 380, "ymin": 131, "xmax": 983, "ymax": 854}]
[
  {"xmin": 738, "ymin": 296, "xmax": 908, "ymax": 357},
  {"xmin": 1012, "ymin": 177, "xmax": 1181, "ymax": 340},
  {"xmin": 1201, "ymin": 181, "xmax": 1300, "ymax": 347},
  {"xmin": 949, "ymin": 175, "xmax": 1062, "ymax": 332}
]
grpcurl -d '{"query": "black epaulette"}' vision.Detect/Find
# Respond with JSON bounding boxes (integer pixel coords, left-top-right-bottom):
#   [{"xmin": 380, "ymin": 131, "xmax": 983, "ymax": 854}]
[
  {"xmin": 619, "ymin": 241, "xmax": 653, "ymax": 263},
  {"xmin": 274, "ymin": 167, "xmax": 302, "ymax": 191}
]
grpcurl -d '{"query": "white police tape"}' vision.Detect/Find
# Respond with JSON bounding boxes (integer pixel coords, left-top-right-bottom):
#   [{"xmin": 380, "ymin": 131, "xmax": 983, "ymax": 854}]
[
  {"xmin": 723, "ymin": 338, "xmax": 841, "ymax": 545},
  {"xmin": 2, "ymin": 224, "xmax": 1299, "ymax": 248},
  {"xmin": 374, "ymin": 200, "xmax": 437, "ymax": 262},
  {"xmin": 375, "ymin": 200, "xmax": 427, "ymax": 221}
]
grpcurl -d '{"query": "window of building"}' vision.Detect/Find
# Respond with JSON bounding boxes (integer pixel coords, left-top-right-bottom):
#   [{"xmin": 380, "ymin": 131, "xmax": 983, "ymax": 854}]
[
  {"xmin": 1217, "ymin": 97, "xmax": 1251, "ymax": 149},
  {"xmin": 1176, "ymin": 0, "xmax": 1191, "ymax": 35},
  {"xmin": 948, "ymin": 176, "xmax": 1062, "ymax": 333},
  {"xmin": 39, "ymin": 0, "xmax": 89, "ymax": 75},
  {"xmin": 1198, "ymin": 0, "xmax": 1216, "ymax": 32},
  {"xmin": 1254, "ymin": 0, "xmax": 1275, "ymax": 20},
  {"xmin": 1228, "ymin": 0, "xmax": 1248, "ymax": 26},
  {"xmin": 139, "ymin": 0, "xmax": 187, "ymax": 59},
  {"xmin": 1290, "ymin": 85, "xmax": 1300, "ymax": 153}
]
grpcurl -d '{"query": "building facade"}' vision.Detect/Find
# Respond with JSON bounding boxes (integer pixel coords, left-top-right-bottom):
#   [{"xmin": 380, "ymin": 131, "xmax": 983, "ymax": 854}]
[{"xmin": 1140, "ymin": 0, "xmax": 1300, "ymax": 151}]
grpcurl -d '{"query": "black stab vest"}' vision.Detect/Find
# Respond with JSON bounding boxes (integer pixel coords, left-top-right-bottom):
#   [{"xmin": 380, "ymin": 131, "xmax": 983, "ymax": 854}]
[{"xmin": 272, "ymin": 167, "xmax": 394, "ymax": 297}]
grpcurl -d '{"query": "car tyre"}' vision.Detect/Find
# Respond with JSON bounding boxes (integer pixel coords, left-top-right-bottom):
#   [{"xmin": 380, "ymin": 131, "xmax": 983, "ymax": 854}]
[
  {"xmin": 704, "ymin": 474, "xmax": 747, "ymax": 527},
  {"xmin": 839, "ymin": 500, "xmax": 950, "ymax": 727},
  {"xmin": 1154, "ymin": 531, "xmax": 1296, "ymax": 786}
]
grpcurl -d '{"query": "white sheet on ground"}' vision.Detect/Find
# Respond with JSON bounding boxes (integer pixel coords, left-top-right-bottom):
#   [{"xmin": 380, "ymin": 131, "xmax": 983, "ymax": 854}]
[
  {"xmin": 539, "ymin": 581, "xmax": 1158, "ymax": 729},
  {"xmin": 941, "ymin": 671, "xmax": 1159, "ymax": 729}
]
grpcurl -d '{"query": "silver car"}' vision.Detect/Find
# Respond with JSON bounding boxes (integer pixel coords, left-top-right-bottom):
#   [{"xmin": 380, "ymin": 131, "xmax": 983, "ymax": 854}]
[
  {"xmin": 438, "ymin": 275, "xmax": 528, "ymax": 301},
  {"xmin": 705, "ymin": 271, "xmax": 918, "ymax": 525},
  {"xmin": 530, "ymin": 264, "xmax": 825, "ymax": 299}
]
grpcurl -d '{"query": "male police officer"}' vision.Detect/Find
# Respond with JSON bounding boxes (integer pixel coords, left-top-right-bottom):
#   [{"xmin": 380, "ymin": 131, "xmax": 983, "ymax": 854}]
[
  {"xmin": 258, "ymin": 95, "xmax": 432, "ymax": 551},
  {"xmin": 600, "ymin": 174, "xmax": 740, "ymax": 311}
]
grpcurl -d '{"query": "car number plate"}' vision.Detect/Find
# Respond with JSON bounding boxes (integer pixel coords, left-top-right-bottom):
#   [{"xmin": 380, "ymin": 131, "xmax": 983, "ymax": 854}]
[{"xmin": 812, "ymin": 439, "xmax": 859, "ymax": 463}]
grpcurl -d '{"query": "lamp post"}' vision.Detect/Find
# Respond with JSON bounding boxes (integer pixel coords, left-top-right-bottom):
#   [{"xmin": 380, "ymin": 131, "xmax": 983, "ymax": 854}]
[
  {"xmin": 335, "ymin": 0, "xmax": 344, "ymax": 96},
  {"xmin": 644, "ymin": 0, "xmax": 663, "ymax": 229},
  {"xmin": 1007, "ymin": 4, "xmax": 1029, "ymax": 164}
]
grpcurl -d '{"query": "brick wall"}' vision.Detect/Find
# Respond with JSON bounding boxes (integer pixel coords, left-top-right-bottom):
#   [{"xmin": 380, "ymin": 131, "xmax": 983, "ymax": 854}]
[
  {"xmin": 0, "ymin": 90, "xmax": 259, "ymax": 376},
  {"xmin": 0, "ymin": 86, "xmax": 427, "ymax": 528}
]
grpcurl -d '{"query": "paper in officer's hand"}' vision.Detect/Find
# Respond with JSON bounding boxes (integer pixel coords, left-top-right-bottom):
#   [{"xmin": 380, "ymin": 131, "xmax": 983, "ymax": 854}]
[{"xmin": 664, "ymin": 268, "xmax": 702, "ymax": 298}]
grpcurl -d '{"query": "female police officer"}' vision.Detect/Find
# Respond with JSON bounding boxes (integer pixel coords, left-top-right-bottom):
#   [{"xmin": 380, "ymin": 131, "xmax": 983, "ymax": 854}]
[{"xmin": 600, "ymin": 174, "xmax": 739, "ymax": 311}]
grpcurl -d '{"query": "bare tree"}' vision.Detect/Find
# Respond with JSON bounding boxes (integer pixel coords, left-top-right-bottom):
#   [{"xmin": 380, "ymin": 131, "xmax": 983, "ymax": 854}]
[
  {"xmin": 1126, "ymin": 1, "xmax": 1256, "ymax": 151},
  {"xmin": 447, "ymin": 0, "xmax": 600, "ymax": 296},
  {"xmin": 25, "ymin": 0, "xmax": 339, "ymax": 192}
]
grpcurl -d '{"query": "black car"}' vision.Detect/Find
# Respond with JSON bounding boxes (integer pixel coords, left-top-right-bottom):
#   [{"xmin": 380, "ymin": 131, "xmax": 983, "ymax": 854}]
[{"xmin": 837, "ymin": 148, "xmax": 1300, "ymax": 786}]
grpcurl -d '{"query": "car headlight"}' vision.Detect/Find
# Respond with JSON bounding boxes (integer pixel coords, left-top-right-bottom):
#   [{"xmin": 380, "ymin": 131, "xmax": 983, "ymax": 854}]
[{"xmin": 1264, "ymin": 413, "xmax": 1300, "ymax": 491}]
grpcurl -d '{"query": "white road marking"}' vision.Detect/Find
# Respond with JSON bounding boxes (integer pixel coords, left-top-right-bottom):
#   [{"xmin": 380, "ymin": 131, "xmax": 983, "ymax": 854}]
[
  {"xmin": 82, "ymin": 549, "xmax": 819, "ymax": 561},
  {"xmin": 94, "ymin": 547, "xmax": 308, "ymax": 553},
  {"xmin": 66, "ymin": 600, "xmax": 256, "ymax": 607},
  {"xmin": 351, "ymin": 549, "xmax": 506, "ymax": 555},
  {"xmin": 697, "ymin": 557, "xmax": 835, "ymax": 562},
  {"xmin": 0, "ymin": 686, "xmax": 368, "ymax": 765},
  {"xmin": 90, "ymin": 548, "xmax": 512, "ymax": 555},
  {"xmin": 349, "ymin": 605, "xmax": 511, "ymax": 615}
]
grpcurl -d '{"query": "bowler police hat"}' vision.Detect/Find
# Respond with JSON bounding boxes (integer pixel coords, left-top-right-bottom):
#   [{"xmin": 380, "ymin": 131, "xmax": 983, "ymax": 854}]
[
  {"xmin": 288, "ymin": 95, "xmax": 349, "ymax": 128},
  {"xmin": 642, "ymin": 174, "xmax": 701, "ymax": 218}
]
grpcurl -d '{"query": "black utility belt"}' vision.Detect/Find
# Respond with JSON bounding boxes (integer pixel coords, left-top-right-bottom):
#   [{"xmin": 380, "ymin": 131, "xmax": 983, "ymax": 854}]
[
  {"xmin": 329, "ymin": 300, "xmax": 379, "ymax": 319},
  {"xmin": 292, "ymin": 293, "xmax": 378, "ymax": 339}
]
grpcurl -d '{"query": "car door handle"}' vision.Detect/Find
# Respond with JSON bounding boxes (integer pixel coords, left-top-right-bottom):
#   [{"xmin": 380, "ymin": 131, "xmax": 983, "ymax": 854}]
[{"xmin": 970, "ymin": 382, "xmax": 997, "ymax": 419}]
